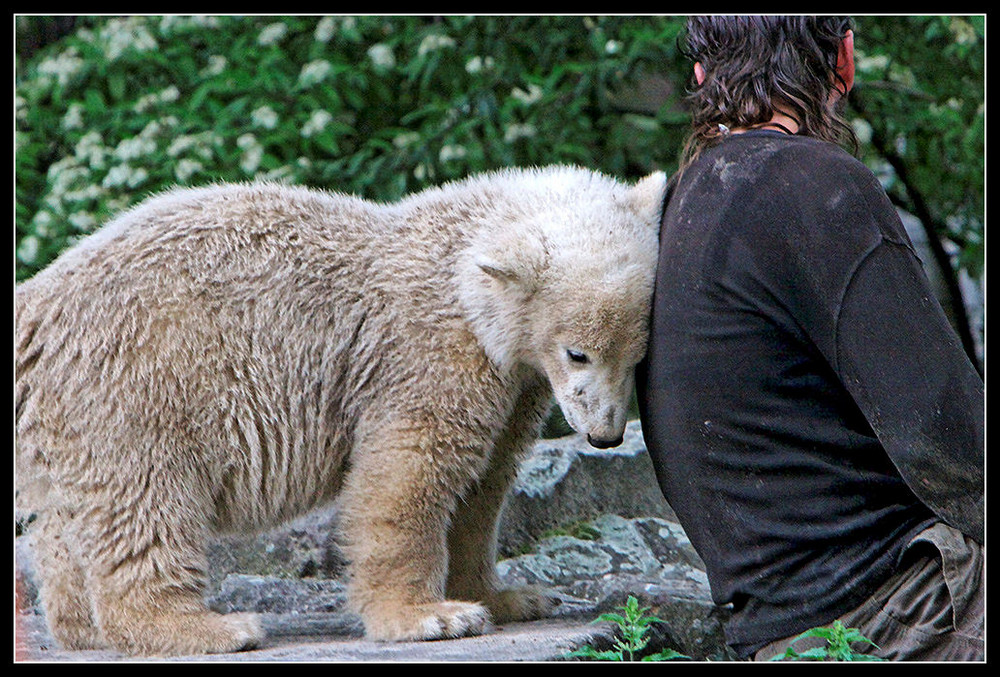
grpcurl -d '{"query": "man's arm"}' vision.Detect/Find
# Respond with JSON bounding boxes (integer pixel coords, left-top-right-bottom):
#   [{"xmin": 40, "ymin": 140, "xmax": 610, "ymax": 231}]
[{"xmin": 835, "ymin": 238, "xmax": 984, "ymax": 543}]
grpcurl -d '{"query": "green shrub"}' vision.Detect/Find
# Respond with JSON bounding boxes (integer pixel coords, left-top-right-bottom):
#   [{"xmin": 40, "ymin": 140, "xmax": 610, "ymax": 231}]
[
  {"xmin": 566, "ymin": 595, "xmax": 689, "ymax": 662},
  {"xmin": 768, "ymin": 620, "xmax": 886, "ymax": 662},
  {"xmin": 15, "ymin": 15, "xmax": 690, "ymax": 281}
]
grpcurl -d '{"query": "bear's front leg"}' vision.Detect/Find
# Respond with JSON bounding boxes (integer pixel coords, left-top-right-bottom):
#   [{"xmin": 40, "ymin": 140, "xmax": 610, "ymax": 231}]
[
  {"xmin": 339, "ymin": 417, "xmax": 493, "ymax": 641},
  {"xmin": 445, "ymin": 388, "xmax": 556, "ymax": 624}
]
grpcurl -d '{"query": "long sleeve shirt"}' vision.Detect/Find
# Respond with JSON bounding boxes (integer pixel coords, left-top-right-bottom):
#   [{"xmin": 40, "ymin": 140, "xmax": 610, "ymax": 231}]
[{"xmin": 636, "ymin": 130, "xmax": 984, "ymax": 658}]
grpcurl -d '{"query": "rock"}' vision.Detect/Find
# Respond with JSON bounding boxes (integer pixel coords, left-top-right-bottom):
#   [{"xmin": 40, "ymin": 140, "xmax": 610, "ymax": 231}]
[
  {"xmin": 497, "ymin": 514, "xmax": 731, "ymax": 660},
  {"xmin": 15, "ymin": 419, "xmax": 735, "ymax": 661},
  {"xmin": 499, "ymin": 420, "xmax": 676, "ymax": 555}
]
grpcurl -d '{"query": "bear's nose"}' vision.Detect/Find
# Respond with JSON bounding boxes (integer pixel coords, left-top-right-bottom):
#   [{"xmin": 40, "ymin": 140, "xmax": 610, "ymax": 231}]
[{"xmin": 587, "ymin": 433, "xmax": 624, "ymax": 449}]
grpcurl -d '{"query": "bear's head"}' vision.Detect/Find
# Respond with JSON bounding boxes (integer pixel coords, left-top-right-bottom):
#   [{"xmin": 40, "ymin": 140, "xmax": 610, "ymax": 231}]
[{"xmin": 463, "ymin": 168, "xmax": 666, "ymax": 448}]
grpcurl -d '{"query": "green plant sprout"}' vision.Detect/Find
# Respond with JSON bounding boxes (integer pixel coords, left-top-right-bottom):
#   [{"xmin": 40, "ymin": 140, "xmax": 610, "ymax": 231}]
[
  {"xmin": 566, "ymin": 595, "xmax": 689, "ymax": 662},
  {"xmin": 768, "ymin": 620, "xmax": 886, "ymax": 662}
]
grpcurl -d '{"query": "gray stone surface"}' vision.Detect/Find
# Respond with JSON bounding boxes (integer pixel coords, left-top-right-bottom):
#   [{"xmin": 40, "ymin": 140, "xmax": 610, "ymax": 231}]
[
  {"xmin": 15, "ymin": 420, "xmax": 735, "ymax": 662},
  {"xmin": 499, "ymin": 420, "xmax": 676, "ymax": 554},
  {"xmin": 15, "ymin": 611, "xmax": 620, "ymax": 663}
]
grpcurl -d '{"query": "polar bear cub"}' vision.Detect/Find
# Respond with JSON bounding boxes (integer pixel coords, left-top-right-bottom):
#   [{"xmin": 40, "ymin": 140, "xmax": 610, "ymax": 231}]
[{"xmin": 15, "ymin": 166, "xmax": 665, "ymax": 656}]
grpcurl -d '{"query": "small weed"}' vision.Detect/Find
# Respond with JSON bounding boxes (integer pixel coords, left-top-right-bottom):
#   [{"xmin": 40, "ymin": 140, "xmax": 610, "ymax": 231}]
[
  {"xmin": 541, "ymin": 520, "xmax": 602, "ymax": 542},
  {"xmin": 566, "ymin": 595, "xmax": 689, "ymax": 662},
  {"xmin": 768, "ymin": 620, "xmax": 886, "ymax": 662}
]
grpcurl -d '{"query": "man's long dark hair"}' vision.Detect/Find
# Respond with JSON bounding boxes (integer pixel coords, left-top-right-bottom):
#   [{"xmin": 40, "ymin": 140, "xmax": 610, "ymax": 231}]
[{"xmin": 679, "ymin": 15, "xmax": 858, "ymax": 167}]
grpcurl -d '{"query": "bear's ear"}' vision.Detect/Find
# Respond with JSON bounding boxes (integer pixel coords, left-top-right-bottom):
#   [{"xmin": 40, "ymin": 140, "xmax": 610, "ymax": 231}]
[
  {"xmin": 475, "ymin": 255, "xmax": 542, "ymax": 292},
  {"xmin": 473, "ymin": 231, "xmax": 546, "ymax": 293},
  {"xmin": 626, "ymin": 171, "xmax": 668, "ymax": 226},
  {"xmin": 476, "ymin": 257, "xmax": 521, "ymax": 284}
]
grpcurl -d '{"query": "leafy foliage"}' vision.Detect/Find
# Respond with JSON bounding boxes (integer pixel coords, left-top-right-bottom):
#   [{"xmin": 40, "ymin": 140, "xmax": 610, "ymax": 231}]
[
  {"xmin": 14, "ymin": 16, "xmax": 690, "ymax": 282},
  {"xmin": 768, "ymin": 620, "xmax": 886, "ymax": 662},
  {"xmin": 14, "ymin": 16, "xmax": 984, "ymax": 364},
  {"xmin": 566, "ymin": 595, "xmax": 689, "ymax": 662},
  {"xmin": 850, "ymin": 16, "xmax": 984, "ymax": 279}
]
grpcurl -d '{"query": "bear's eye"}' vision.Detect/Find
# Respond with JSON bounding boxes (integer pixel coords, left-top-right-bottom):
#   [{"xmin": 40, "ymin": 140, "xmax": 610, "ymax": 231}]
[{"xmin": 566, "ymin": 349, "xmax": 589, "ymax": 364}]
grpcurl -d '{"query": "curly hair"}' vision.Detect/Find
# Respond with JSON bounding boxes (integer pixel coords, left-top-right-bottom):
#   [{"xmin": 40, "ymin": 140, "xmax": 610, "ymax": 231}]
[{"xmin": 679, "ymin": 15, "xmax": 858, "ymax": 167}]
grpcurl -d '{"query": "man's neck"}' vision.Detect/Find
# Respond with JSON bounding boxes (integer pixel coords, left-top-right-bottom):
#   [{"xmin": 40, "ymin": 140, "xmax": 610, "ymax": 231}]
[{"xmin": 728, "ymin": 109, "xmax": 800, "ymax": 136}]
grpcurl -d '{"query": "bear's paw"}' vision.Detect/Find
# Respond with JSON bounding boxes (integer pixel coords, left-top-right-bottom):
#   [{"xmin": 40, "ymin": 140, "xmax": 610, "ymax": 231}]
[
  {"xmin": 365, "ymin": 600, "xmax": 491, "ymax": 641},
  {"xmin": 483, "ymin": 586, "xmax": 556, "ymax": 624}
]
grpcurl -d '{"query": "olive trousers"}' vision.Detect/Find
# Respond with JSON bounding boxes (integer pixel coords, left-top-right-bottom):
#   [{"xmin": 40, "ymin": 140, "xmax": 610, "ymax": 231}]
[{"xmin": 754, "ymin": 522, "xmax": 984, "ymax": 662}]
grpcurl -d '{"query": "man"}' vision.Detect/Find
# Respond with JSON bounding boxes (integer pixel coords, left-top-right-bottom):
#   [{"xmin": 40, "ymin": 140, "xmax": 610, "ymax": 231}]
[{"xmin": 637, "ymin": 16, "xmax": 983, "ymax": 661}]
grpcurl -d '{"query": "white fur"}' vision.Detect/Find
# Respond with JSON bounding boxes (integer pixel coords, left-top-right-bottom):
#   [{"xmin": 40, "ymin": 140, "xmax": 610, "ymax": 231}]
[{"xmin": 15, "ymin": 165, "xmax": 665, "ymax": 655}]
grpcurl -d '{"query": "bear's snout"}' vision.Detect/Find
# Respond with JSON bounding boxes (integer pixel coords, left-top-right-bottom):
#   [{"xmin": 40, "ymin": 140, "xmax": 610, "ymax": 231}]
[{"xmin": 586, "ymin": 433, "xmax": 625, "ymax": 449}]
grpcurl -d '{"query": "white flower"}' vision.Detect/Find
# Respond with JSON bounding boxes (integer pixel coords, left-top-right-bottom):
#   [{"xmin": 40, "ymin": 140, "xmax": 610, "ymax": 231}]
[
  {"xmin": 413, "ymin": 163, "xmax": 432, "ymax": 181},
  {"xmin": 103, "ymin": 19, "xmax": 157, "ymax": 61},
  {"xmin": 17, "ymin": 235, "xmax": 40, "ymax": 265},
  {"xmin": 63, "ymin": 184, "xmax": 103, "ymax": 204},
  {"xmin": 62, "ymin": 103, "xmax": 85, "ymax": 130},
  {"xmin": 949, "ymin": 18, "xmax": 977, "ymax": 45},
  {"xmin": 160, "ymin": 86, "xmax": 180, "ymax": 104},
  {"xmin": 301, "ymin": 110, "xmax": 333, "ymax": 138},
  {"xmin": 128, "ymin": 167, "xmax": 148, "ymax": 188},
  {"xmin": 113, "ymin": 136, "xmax": 157, "ymax": 162},
  {"xmin": 202, "ymin": 55, "xmax": 227, "ymax": 77},
  {"xmin": 101, "ymin": 163, "xmax": 148, "ymax": 189},
  {"xmin": 851, "ymin": 118, "xmax": 873, "ymax": 145},
  {"xmin": 261, "ymin": 165, "xmax": 294, "ymax": 183},
  {"xmin": 159, "ymin": 16, "xmax": 182, "ymax": 34},
  {"xmin": 237, "ymin": 134, "xmax": 264, "ymax": 174},
  {"xmin": 240, "ymin": 147, "xmax": 263, "ymax": 174},
  {"xmin": 251, "ymin": 105, "xmax": 280, "ymax": 130},
  {"xmin": 37, "ymin": 47, "xmax": 84, "ymax": 87},
  {"xmin": 174, "ymin": 158, "xmax": 203, "ymax": 182},
  {"xmin": 167, "ymin": 132, "xmax": 218, "ymax": 161},
  {"xmin": 367, "ymin": 43, "xmax": 395, "ymax": 70},
  {"xmin": 504, "ymin": 123, "xmax": 536, "ymax": 143},
  {"xmin": 47, "ymin": 157, "xmax": 90, "ymax": 197},
  {"xmin": 133, "ymin": 91, "xmax": 157, "ymax": 113},
  {"xmin": 298, "ymin": 60, "xmax": 333, "ymax": 88},
  {"xmin": 512, "ymin": 83, "xmax": 543, "ymax": 105},
  {"xmin": 102, "ymin": 164, "xmax": 131, "ymax": 188},
  {"xmin": 31, "ymin": 211, "xmax": 57, "ymax": 238},
  {"xmin": 605, "ymin": 39, "xmax": 622, "ymax": 55},
  {"xmin": 160, "ymin": 15, "xmax": 220, "ymax": 34},
  {"xmin": 67, "ymin": 211, "xmax": 98, "ymax": 232},
  {"xmin": 393, "ymin": 132, "xmax": 420, "ymax": 148},
  {"xmin": 258, "ymin": 22, "xmax": 288, "ymax": 46},
  {"xmin": 15, "ymin": 95, "xmax": 27, "ymax": 122},
  {"xmin": 133, "ymin": 85, "xmax": 181, "ymax": 113},
  {"xmin": 439, "ymin": 144, "xmax": 467, "ymax": 163},
  {"xmin": 167, "ymin": 135, "xmax": 196, "ymax": 157},
  {"xmin": 417, "ymin": 33, "xmax": 456, "ymax": 57},
  {"xmin": 140, "ymin": 116, "xmax": 178, "ymax": 138},
  {"xmin": 465, "ymin": 55, "xmax": 495, "ymax": 74},
  {"xmin": 315, "ymin": 16, "xmax": 337, "ymax": 43},
  {"xmin": 856, "ymin": 52, "xmax": 889, "ymax": 73}
]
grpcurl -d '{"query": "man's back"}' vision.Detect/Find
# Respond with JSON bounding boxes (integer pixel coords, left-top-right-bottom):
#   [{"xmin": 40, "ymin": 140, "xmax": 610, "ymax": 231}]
[{"xmin": 637, "ymin": 129, "xmax": 981, "ymax": 658}]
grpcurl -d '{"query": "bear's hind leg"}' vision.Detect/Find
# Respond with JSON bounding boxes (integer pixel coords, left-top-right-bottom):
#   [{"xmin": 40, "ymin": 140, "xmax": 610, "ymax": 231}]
[
  {"xmin": 93, "ymin": 585, "xmax": 262, "ymax": 656},
  {"xmin": 81, "ymin": 480, "xmax": 263, "ymax": 656},
  {"xmin": 30, "ymin": 510, "xmax": 104, "ymax": 650}
]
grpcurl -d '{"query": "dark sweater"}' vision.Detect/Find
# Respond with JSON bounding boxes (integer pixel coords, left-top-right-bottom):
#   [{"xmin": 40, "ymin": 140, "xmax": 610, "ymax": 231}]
[{"xmin": 636, "ymin": 130, "xmax": 984, "ymax": 658}]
